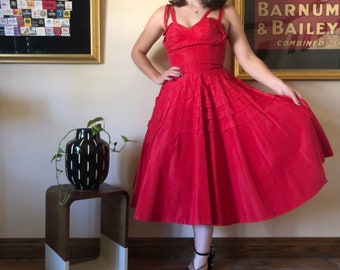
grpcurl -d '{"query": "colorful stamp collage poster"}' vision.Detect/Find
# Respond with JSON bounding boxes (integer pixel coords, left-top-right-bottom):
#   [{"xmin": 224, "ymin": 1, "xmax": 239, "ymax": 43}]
[{"xmin": 0, "ymin": 0, "xmax": 72, "ymax": 36}]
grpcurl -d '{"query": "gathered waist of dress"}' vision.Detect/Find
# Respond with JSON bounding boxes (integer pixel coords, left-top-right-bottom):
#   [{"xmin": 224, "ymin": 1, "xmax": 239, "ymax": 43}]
[{"xmin": 167, "ymin": 45, "xmax": 226, "ymax": 73}]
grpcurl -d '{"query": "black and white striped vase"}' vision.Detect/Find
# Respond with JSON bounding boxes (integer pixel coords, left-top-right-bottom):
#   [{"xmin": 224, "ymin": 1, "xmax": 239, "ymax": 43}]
[{"xmin": 65, "ymin": 128, "xmax": 110, "ymax": 190}]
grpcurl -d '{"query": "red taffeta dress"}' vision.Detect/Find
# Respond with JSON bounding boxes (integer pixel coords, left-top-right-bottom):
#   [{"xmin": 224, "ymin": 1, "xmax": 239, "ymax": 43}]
[{"xmin": 131, "ymin": 5, "xmax": 333, "ymax": 226}]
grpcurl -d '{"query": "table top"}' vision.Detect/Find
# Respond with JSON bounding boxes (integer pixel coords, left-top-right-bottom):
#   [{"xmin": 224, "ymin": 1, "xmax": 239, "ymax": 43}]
[{"xmin": 46, "ymin": 183, "xmax": 128, "ymax": 205}]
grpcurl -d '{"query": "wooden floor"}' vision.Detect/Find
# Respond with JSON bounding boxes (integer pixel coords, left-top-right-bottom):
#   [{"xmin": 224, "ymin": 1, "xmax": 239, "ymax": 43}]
[{"xmin": 2, "ymin": 257, "xmax": 340, "ymax": 270}]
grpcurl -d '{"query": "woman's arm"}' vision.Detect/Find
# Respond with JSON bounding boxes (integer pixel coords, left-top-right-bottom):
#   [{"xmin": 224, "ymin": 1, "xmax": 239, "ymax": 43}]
[
  {"xmin": 131, "ymin": 5, "xmax": 182, "ymax": 85},
  {"xmin": 225, "ymin": 5, "xmax": 301, "ymax": 105}
]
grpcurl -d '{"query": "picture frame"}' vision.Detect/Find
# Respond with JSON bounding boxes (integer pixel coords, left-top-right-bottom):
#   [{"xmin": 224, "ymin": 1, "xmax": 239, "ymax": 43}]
[
  {"xmin": 234, "ymin": 0, "xmax": 340, "ymax": 80},
  {"xmin": 0, "ymin": 0, "xmax": 101, "ymax": 64}
]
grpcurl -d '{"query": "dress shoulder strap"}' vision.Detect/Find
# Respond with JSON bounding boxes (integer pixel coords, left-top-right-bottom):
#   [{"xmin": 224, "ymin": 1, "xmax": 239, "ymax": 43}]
[
  {"xmin": 202, "ymin": 9, "xmax": 213, "ymax": 19},
  {"xmin": 164, "ymin": 5, "xmax": 176, "ymax": 28},
  {"xmin": 202, "ymin": 8, "xmax": 223, "ymax": 20},
  {"xmin": 217, "ymin": 8, "xmax": 224, "ymax": 21}
]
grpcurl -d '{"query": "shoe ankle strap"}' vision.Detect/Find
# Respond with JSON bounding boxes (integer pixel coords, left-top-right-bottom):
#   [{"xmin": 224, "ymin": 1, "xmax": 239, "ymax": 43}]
[{"xmin": 194, "ymin": 248, "xmax": 210, "ymax": 256}]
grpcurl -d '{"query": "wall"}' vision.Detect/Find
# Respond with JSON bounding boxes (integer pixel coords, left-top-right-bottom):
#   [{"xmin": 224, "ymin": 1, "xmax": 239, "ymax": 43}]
[{"xmin": 0, "ymin": 0, "xmax": 339, "ymax": 239}]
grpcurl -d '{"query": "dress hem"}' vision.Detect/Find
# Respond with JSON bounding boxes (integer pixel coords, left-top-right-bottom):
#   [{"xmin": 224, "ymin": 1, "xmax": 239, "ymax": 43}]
[{"xmin": 132, "ymin": 180, "xmax": 327, "ymax": 226}]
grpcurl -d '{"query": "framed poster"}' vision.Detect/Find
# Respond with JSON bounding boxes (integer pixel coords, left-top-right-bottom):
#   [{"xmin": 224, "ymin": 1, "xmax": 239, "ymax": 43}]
[
  {"xmin": 234, "ymin": 0, "xmax": 340, "ymax": 80},
  {"xmin": 0, "ymin": 0, "xmax": 101, "ymax": 63}
]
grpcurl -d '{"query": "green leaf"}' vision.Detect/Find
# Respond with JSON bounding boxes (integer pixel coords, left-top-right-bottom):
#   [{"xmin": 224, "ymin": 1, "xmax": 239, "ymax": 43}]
[
  {"xmin": 51, "ymin": 152, "xmax": 63, "ymax": 163},
  {"xmin": 121, "ymin": 135, "xmax": 137, "ymax": 143},
  {"xmin": 91, "ymin": 124, "xmax": 104, "ymax": 136},
  {"xmin": 87, "ymin": 117, "xmax": 104, "ymax": 128},
  {"xmin": 121, "ymin": 135, "xmax": 129, "ymax": 142}
]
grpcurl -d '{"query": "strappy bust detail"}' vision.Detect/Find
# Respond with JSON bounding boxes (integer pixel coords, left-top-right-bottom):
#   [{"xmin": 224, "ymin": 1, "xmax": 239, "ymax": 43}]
[
  {"xmin": 217, "ymin": 7, "xmax": 223, "ymax": 21},
  {"xmin": 164, "ymin": 4, "xmax": 172, "ymax": 29},
  {"xmin": 164, "ymin": 5, "xmax": 224, "ymax": 29},
  {"xmin": 201, "ymin": 9, "xmax": 213, "ymax": 19},
  {"xmin": 202, "ymin": 8, "xmax": 224, "ymax": 21}
]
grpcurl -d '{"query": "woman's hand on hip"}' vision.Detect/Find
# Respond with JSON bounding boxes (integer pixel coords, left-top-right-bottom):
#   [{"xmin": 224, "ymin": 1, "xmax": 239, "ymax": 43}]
[{"xmin": 156, "ymin": 66, "xmax": 182, "ymax": 85}]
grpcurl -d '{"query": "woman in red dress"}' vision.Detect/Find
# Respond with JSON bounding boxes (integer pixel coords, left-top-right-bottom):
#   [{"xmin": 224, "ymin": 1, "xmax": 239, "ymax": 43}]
[{"xmin": 131, "ymin": 0, "xmax": 333, "ymax": 269}]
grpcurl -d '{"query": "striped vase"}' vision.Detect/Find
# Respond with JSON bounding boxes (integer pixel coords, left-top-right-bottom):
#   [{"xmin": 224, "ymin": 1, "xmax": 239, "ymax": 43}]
[{"xmin": 65, "ymin": 128, "xmax": 110, "ymax": 190}]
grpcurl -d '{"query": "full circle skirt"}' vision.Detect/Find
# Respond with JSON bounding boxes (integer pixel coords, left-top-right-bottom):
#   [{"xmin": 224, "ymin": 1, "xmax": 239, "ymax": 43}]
[{"xmin": 132, "ymin": 69, "xmax": 333, "ymax": 226}]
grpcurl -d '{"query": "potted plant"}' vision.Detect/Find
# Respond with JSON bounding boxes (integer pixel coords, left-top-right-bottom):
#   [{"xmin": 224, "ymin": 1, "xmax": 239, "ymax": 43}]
[{"xmin": 51, "ymin": 117, "xmax": 135, "ymax": 205}]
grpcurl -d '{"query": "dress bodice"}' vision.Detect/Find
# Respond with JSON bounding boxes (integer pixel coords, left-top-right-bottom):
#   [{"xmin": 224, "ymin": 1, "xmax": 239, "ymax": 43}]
[{"xmin": 163, "ymin": 5, "xmax": 227, "ymax": 73}]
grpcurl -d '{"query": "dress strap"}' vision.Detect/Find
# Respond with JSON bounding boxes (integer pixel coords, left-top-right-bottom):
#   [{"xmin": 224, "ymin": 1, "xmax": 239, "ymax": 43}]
[
  {"xmin": 169, "ymin": 5, "xmax": 177, "ymax": 23},
  {"xmin": 202, "ymin": 8, "xmax": 223, "ymax": 20},
  {"xmin": 202, "ymin": 9, "xmax": 213, "ymax": 19},
  {"xmin": 164, "ymin": 5, "xmax": 171, "ymax": 28},
  {"xmin": 164, "ymin": 5, "xmax": 177, "ymax": 28},
  {"xmin": 217, "ymin": 8, "xmax": 224, "ymax": 21}
]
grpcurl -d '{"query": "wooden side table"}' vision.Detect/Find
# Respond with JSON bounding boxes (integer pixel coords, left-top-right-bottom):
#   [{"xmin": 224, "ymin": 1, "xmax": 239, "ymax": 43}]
[{"xmin": 45, "ymin": 183, "xmax": 129, "ymax": 270}]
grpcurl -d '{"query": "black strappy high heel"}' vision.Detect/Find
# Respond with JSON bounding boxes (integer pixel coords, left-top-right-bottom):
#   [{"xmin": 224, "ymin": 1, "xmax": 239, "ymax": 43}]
[
  {"xmin": 185, "ymin": 244, "xmax": 215, "ymax": 270},
  {"xmin": 208, "ymin": 244, "xmax": 215, "ymax": 270}
]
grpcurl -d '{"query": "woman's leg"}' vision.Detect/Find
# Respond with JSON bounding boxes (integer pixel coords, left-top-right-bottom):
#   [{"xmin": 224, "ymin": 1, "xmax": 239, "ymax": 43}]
[{"xmin": 188, "ymin": 225, "xmax": 214, "ymax": 269}]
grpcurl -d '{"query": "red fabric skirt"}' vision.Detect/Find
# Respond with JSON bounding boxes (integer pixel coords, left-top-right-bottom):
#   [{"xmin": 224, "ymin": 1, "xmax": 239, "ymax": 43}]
[{"xmin": 132, "ymin": 69, "xmax": 333, "ymax": 226}]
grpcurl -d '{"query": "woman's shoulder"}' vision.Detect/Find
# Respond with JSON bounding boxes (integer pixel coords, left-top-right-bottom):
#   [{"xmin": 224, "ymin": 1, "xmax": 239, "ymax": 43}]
[
  {"xmin": 221, "ymin": 4, "xmax": 242, "ymax": 23},
  {"xmin": 153, "ymin": 5, "xmax": 170, "ymax": 15},
  {"xmin": 146, "ymin": 5, "xmax": 169, "ymax": 27},
  {"xmin": 222, "ymin": 4, "xmax": 238, "ymax": 15},
  {"xmin": 219, "ymin": 4, "xmax": 242, "ymax": 32}
]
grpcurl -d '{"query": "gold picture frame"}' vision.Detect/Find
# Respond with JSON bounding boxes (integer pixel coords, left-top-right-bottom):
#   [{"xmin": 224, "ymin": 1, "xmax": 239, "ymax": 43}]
[
  {"xmin": 234, "ymin": 0, "xmax": 340, "ymax": 80},
  {"xmin": 0, "ymin": 0, "xmax": 101, "ymax": 64}
]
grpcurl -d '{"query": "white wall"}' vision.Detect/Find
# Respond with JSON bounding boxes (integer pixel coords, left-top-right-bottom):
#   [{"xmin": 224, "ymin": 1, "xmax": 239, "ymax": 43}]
[{"xmin": 0, "ymin": 0, "xmax": 339, "ymax": 239}]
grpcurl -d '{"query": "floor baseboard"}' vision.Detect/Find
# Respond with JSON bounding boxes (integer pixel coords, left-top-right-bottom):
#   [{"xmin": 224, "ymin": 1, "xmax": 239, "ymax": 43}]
[
  {"xmin": 0, "ymin": 238, "xmax": 99, "ymax": 261},
  {"xmin": 1, "ymin": 237, "xmax": 340, "ymax": 260},
  {"xmin": 129, "ymin": 238, "xmax": 340, "ymax": 259}
]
